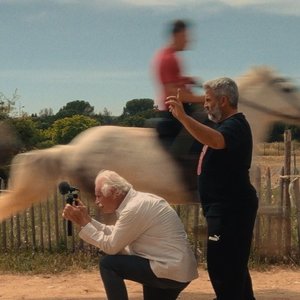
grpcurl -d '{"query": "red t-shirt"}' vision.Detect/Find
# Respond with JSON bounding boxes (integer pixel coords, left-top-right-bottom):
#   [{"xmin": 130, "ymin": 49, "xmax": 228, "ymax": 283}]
[{"xmin": 153, "ymin": 47, "xmax": 185, "ymax": 111}]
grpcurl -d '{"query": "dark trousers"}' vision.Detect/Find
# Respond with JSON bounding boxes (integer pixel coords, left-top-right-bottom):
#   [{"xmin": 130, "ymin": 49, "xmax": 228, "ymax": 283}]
[
  {"xmin": 99, "ymin": 254, "xmax": 189, "ymax": 300},
  {"xmin": 206, "ymin": 208, "xmax": 257, "ymax": 300}
]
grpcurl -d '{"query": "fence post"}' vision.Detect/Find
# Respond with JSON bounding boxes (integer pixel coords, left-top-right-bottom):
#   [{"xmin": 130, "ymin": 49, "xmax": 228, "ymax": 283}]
[
  {"xmin": 30, "ymin": 205, "xmax": 36, "ymax": 251},
  {"xmin": 254, "ymin": 166, "xmax": 261, "ymax": 253},
  {"xmin": 265, "ymin": 167, "xmax": 272, "ymax": 249},
  {"xmin": 38, "ymin": 203, "xmax": 44, "ymax": 252},
  {"xmin": 278, "ymin": 167, "xmax": 284, "ymax": 255},
  {"xmin": 292, "ymin": 165, "xmax": 300, "ymax": 254},
  {"xmin": 23, "ymin": 209, "xmax": 29, "ymax": 250},
  {"xmin": 46, "ymin": 198, "xmax": 52, "ymax": 252},
  {"xmin": 0, "ymin": 178, "xmax": 7, "ymax": 252},
  {"xmin": 16, "ymin": 213, "xmax": 21, "ymax": 249},
  {"xmin": 283, "ymin": 129, "xmax": 292, "ymax": 257},
  {"xmin": 10, "ymin": 217, "xmax": 14, "ymax": 249},
  {"xmin": 53, "ymin": 190, "xmax": 60, "ymax": 250},
  {"xmin": 293, "ymin": 178, "xmax": 300, "ymax": 253}
]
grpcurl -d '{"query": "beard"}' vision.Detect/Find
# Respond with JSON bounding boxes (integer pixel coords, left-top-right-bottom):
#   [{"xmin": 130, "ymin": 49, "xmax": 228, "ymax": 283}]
[{"xmin": 207, "ymin": 103, "xmax": 222, "ymax": 123}]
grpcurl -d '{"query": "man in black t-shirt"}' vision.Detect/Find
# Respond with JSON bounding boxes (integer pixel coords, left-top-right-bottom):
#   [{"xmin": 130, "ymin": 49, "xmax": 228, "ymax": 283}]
[{"xmin": 166, "ymin": 77, "xmax": 258, "ymax": 300}]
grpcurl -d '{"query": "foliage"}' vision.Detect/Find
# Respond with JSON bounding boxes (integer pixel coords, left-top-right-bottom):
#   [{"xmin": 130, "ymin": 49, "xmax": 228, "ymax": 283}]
[
  {"xmin": 0, "ymin": 120, "xmax": 22, "ymax": 180},
  {"xmin": 9, "ymin": 117, "xmax": 43, "ymax": 151},
  {"xmin": 55, "ymin": 100, "xmax": 94, "ymax": 119},
  {"xmin": 0, "ymin": 89, "xmax": 20, "ymax": 120},
  {"xmin": 118, "ymin": 115, "xmax": 146, "ymax": 127},
  {"xmin": 2, "ymin": 89, "xmax": 300, "ymax": 147},
  {"xmin": 268, "ymin": 122, "xmax": 300, "ymax": 142},
  {"xmin": 32, "ymin": 108, "xmax": 56, "ymax": 130},
  {"xmin": 33, "ymin": 114, "xmax": 56, "ymax": 131},
  {"xmin": 39, "ymin": 108, "xmax": 54, "ymax": 117},
  {"xmin": 0, "ymin": 97, "xmax": 159, "ymax": 150},
  {"xmin": 48, "ymin": 115, "xmax": 99, "ymax": 144},
  {"xmin": 96, "ymin": 107, "xmax": 117, "ymax": 125},
  {"xmin": 122, "ymin": 98, "xmax": 154, "ymax": 116},
  {"xmin": 118, "ymin": 98, "xmax": 157, "ymax": 127}
]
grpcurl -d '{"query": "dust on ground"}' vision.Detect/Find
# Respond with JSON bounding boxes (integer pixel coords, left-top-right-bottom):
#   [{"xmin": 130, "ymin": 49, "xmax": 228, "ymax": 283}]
[{"xmin": 0, "ymin": 266, "xmax": 299, "ymax": 300}]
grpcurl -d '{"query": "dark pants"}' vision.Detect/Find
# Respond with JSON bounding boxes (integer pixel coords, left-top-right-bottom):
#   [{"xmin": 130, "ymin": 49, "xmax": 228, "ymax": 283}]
[
  {"xmin": 99, "ymin": 254, "xmax": 190, "ymax": 300},
  {"xmin": 206, "ymin": 208, "xmax": 257, "ymax": 300}
]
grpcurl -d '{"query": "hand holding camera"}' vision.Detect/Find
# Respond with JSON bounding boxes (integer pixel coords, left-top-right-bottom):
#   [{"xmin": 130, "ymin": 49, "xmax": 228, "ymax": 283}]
[
  {"xmin": 62, "ymin": 201, "xmax": 91, "ymax": 227},
  {"xmin": 59, "ymin": 181, "xmax": 91, "ymax": 235}
]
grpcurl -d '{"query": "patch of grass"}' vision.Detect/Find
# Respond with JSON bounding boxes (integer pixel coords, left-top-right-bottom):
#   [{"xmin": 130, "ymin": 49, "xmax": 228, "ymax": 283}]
[
  {"xmin": 0, "ymin": 250, "xmax": 100, "ymax": 274},
  {"xmin": 255, "ymin": 141, "xmax": 300, "ymax": 156},
  {"xmin": 248, "ymin": 247, "xmax": 300, "ymax": 271}
]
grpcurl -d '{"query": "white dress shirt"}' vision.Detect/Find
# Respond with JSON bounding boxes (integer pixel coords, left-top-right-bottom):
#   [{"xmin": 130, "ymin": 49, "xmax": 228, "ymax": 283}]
[{"xmin": 79, "ymin": 188, "xmax": 198, "ymax": 282}]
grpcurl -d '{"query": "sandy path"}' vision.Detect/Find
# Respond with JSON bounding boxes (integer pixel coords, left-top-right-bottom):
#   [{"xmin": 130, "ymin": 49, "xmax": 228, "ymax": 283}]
[{"xmin": 0, "ymin": 267, "xmax": 299, "ymax": 299}]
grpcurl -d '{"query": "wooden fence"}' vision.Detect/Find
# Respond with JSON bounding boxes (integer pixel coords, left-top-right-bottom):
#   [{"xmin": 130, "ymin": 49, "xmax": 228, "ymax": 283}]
[
  {"xmin": 1, "ymin": 172, "xmax": 299, "ymax": 261},
  {"xmin": 1, "ymin": 131, "xmax": 300, "ymax": 262}
]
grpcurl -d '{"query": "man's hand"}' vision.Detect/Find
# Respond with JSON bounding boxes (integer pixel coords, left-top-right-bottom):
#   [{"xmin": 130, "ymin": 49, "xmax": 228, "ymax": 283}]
[
  {"xmin": 165, "ymin": 89, "xmax": 187, "ymax": 120},
  {"xmin": 62, "ymin": 199, "xmax": 91, "ymax": 228}
]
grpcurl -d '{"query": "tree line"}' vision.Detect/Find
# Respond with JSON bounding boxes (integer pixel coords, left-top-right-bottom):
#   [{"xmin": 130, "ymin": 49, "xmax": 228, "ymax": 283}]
[
  {"xmin": 1, "ymin": 90, "xmax": 299, "ymax": 155},
  {"xmin": 0, "ymin": 95, "xmax": 156, "ymax": 151}
]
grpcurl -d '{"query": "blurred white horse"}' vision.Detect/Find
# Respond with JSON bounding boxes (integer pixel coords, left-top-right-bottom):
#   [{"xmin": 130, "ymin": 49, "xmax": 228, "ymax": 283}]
[
  {"xmin": 238, "ymin": 66, "xmax": 300, "ymax": 143},
  {"xmin": 0, "ymin": 66, "xmax": 299, "ymax": 221}
]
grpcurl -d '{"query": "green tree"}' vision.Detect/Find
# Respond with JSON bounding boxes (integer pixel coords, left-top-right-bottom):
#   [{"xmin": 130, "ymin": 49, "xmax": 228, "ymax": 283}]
[
  {"xmin": 39, "ymin": 108, "xmax": 54, "ymax": 117},
  {"xmin": 0, "ymin": 89, "xmax": 19, "ymax": 120},
  {"xmin": 55, "ymin": 100, "xmax": 94, "ymax": 119},
  {"xmin": 267, "ymin": 122, "xmax": 300, "ymax": 142},
  {"xmin": 118, "ymin": 98, "xmax": 156, "ymax": 127},
  {"xmin": 119, "ymin": 115, "xmax": 146, "ymax": 127},
  {"xmin": 48, "ymin": 115, "xmax": 99, "ymax": 144},
  {"xmin": 34, "ymin": 108, "xmax": 56, "ymax": 130},
  {"xmin": 96, "ymin": 107, "xmax": 116, "ymax": 125},
  {"xmin": 291, "ymin": 125, "xmax": 300, "ymax": 141},
  {"xmin": 122, "ymin": 98, "xmax": 154, "ymax": 116},
  {"xmin": 9, "ymin": 117, "xmax": 41, "ymax": 150}
]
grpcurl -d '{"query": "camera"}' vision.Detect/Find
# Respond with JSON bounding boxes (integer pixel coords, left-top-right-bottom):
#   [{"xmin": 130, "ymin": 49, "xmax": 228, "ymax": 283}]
[
  {"xmin": 58, "ymin": 181, "xmax": 79, "ymax": 205},
  {"xmin": 58, "ymin": 181, "xmax": 80, "ymax": 236}
]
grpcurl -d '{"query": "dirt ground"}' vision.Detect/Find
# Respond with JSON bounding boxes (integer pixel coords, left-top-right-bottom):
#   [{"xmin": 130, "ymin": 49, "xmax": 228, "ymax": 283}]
[{"xmin": 0, "ymin": 266, "xmax": 299, "ymax": 300}]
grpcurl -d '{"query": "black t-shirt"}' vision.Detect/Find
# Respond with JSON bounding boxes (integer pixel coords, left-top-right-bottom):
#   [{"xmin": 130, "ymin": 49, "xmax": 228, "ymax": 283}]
[{"xmin": 198, "ymin": 113, "xmax": 258, "ymax": 216}]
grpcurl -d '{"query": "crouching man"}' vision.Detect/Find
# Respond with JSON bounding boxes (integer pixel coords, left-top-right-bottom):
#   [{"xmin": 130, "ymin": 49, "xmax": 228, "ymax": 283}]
[{"xmin": 62, "ymin": 169, "xmax": 198, "ymax": 300}]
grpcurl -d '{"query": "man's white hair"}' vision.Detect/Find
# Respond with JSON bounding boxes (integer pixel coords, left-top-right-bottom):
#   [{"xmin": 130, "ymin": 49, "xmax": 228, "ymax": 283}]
[
  {"xmin": 95, "ymin": 170, "xmax": 132, "ymax": 197},
  {"xmin": 203, "ymin": 77, "xmax": 239, "ymax": 108}
]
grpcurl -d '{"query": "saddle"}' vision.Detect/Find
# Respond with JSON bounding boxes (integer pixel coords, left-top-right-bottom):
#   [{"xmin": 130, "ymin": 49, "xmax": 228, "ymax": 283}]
[{"xmin": 144, "ymin": 104, "xmax": 208, "ymax": 159}]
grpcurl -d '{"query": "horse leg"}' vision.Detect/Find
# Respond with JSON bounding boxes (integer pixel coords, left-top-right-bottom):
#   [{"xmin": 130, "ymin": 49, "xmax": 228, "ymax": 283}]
[{"xmin": 0, "ymin": 148, "xmax": 64, "ymax": 221}]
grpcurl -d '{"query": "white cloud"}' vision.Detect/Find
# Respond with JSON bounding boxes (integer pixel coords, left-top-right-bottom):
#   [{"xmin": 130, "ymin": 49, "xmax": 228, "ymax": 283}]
[
  {"xmin": 1, "ymin": 0, "xmax": 300, "ymax": 17},
  {"xmin": 120, "ymin": 0, "xmax": 199, "ymax": 7},
  {"xmin": 97, "ymin": 0, "xmax": 300, "ymax": 16},
  {"xmin": 121, "ymin": 0, "xmax": 300, "ymax": 16},
  {"xmin": 220, "ymin": 0, "xmax": 300, "ymax": 16},
  {"xmin": 221, "ymin": 0, "xmax": 267, "ymax": 5}
]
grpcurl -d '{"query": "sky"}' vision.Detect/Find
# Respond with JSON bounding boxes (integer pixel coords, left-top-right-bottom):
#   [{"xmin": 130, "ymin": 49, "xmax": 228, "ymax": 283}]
[{"xmin": 0, "ymin": 0, "xmax": 299, "ymax": 116}]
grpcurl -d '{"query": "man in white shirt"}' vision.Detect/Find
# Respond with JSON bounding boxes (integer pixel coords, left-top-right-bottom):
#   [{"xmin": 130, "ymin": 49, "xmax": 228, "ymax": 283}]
[{"xmin": 62, "ymin": 169, "xmax": 198, "ymax": 300}]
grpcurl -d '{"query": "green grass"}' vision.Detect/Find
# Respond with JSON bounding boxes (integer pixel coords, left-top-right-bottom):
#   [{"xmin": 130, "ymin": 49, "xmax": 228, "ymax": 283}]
[
  {"xmin": 0, "ymin": 247, "xmax": 298, "ymax": 275},
  {"xmin": 256, "ymin": 141, "xmax": 300, "ymax": 156},
  {"xmin": 0, "ymin": 250, "xmax": 100, "ymax": 274}
]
